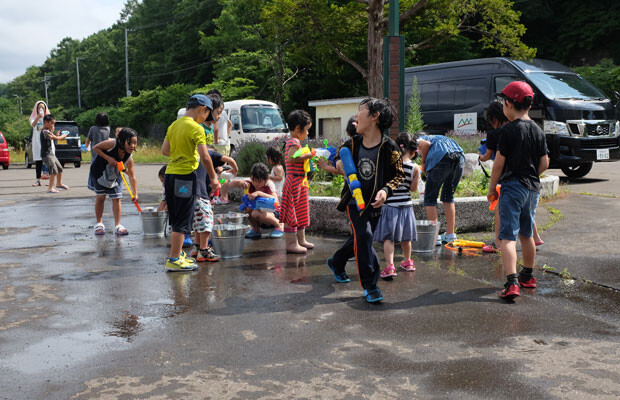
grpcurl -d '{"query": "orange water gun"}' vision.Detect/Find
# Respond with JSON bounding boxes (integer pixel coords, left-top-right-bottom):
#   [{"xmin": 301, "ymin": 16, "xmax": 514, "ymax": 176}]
[
  {"xmin": 489, "ymin": 185, "xmax": 501, "ymax": 211},
  {"xmin": 117, "ymin": 161, "xmax": 142, "ymax": 212}
]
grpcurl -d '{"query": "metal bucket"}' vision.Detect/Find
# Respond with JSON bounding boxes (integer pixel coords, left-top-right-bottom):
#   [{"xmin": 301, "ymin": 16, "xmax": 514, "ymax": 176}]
[
  {"xmin": 140, "ymin": 207, "xmax": 168, "ymax": 237},
  {"xmin": 214, "ymin": 212, "xmax": 248, "ymax": 225},
  {"xmin": 412, "ymin": 220, "xmax": 441, "ymax": 253},
  {"xmin": 211, "ymin": 223, "xmax": 249, "ymax": 259}
]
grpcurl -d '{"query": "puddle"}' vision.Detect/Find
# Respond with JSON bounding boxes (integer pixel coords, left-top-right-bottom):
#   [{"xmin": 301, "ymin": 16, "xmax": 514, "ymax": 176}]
[{"xmin": 105, "ymin": 312, "xmax": 143, "ymax": 342}]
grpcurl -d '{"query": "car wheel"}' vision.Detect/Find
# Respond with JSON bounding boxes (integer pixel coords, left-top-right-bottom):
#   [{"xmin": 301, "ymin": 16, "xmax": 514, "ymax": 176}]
[
  {"xmin": 60, "ymin": 162, "xmax": 65, "ymax": 168},
  {"xmin": 74, "ymin": 162, "xmax": 81, "ymax": 168},
  {"xmin": 2, "ymin": 165, "xmax": 7, "ymax": 170},
  {"xmin": 25, "ymin": 154, "xmax": 31, "ymax": 168},
  {"xmin": 561, "ymin": 162, "xmax": 593, "ymax": 179}
]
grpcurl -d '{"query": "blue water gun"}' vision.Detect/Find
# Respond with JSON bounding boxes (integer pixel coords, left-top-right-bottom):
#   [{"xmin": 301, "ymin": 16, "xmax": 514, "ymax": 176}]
[
  {"xmin": 239, "ymin": 195, "xmax": 279, "ymax": 212},
  {"xmin": 339, "ymin": 147, "xmax": 365, "ymax": 211}
]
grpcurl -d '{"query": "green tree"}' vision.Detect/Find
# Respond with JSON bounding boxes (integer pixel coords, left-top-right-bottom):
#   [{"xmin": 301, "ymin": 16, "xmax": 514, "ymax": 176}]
[{"xmin": 405, "ymin": 76, "xmax": 424, "ymax": 133}]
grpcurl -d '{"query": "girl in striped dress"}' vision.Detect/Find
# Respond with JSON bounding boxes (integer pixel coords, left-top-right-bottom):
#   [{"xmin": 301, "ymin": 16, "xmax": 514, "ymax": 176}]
[
  {"xmin": 280, "ymin": 110, "xmax": 314, "ymax": 253},
  {"xmin": 374, "ymin": 132, "xmax": 421, "ymax": 279}
]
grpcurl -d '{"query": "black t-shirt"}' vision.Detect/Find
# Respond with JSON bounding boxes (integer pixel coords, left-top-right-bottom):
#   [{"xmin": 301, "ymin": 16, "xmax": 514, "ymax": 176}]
[
  {"xmin": 498, "ymin": 119, "xmax": 548, "ymax": 192},
  {"xmin": 90, "ymin": 140, "xmax": 131, "ymax": 179},
  {"xmin": 196, "ymin": 150, "xmax": 224, "ymax": 198},
  {"xmin": 40, "ymin": 129, "xmax": 53, "ymax": 158},
  {"xmin": 355, "ymin": 142, "xmax": 380, "ymax": 205},
  {"xmin": 486, "ymin": 128, "xmax": 502, "ymax": 153}
]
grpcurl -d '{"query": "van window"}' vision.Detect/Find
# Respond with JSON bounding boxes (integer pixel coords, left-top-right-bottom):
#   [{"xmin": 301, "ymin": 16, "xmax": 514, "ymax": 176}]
[
  {"xmin": 527, "ymin": 72, "xmax": 606, "ymax": 101},
  {"xmin": 55, "ymin": 124, "xmax": 79, "ymax": 138},
  {"xmin": 230, "ymin": 114, "xmax": 240, "ymax": 130},
  {"xmin": 0, "ymin": 134, "xmax": 4, "ymax": 144},
  {"xmin": 421, "ymin": 79, "xmax": 488, "ymax": 111},
  {"xmin": 240, "ymin": 105, "xmax": 288, "ymax": 133},
  {"xmin": 494, "ymin": 76, "xmax": 519, "ymax": 93}
]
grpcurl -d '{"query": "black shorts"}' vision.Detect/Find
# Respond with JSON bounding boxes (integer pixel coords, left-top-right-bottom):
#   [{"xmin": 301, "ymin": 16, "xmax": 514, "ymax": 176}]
[{"xmin": 164, "ymin": 172, "xmax": 196, "ymax": 234}]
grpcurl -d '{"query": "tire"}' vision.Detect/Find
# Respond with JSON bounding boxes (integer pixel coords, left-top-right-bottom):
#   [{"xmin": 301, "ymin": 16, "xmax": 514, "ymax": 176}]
[
  {"xmin": 60, "ymin": 162, "xmax": 65, "ymax": 168},
  {"xmin": 25, "ymin": 154, "xmax": 32, "ymax": 168},
  {"xmin": 74, "ymin": 162, "xmax": 81, "ymax": 168},
  {"xmin": 561, "ymin": 162, "xmax": 593, "ymax": 179},
  {"xmin": 2, "ymin": 165, "xmax": 7, "ymax": 170}
]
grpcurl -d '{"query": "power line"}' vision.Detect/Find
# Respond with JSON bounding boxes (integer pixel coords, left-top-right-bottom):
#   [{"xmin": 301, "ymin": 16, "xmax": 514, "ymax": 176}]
[{"xmin": 130, "ymin": 60, "xmax": 212, "ymax": 79}]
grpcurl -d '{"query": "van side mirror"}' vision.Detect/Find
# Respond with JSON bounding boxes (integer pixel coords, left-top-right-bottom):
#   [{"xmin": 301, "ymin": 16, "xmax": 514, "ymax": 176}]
[{"xmin": 614, "ymin": 91, "xmax": 620, "ymax": 100}]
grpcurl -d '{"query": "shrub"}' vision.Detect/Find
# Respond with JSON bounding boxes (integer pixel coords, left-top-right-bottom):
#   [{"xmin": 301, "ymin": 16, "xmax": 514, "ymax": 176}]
[
  {"xmin": 235, "ymin": 140, "xmax": 268, "ymax": 176},
  {"xmin": 405, "ymin": 76, "xmax": 424, "ymax": 134},
  {"xmin": 454, "ymin": 170, "xmax": 490, "ymax": 197},
  {"xmin": 573, "ymin": 59, "xmax": 620, "ymax": 99},
  {"xmin": 446, "ymin": 130, "xmax": 485, "ymax": 154}
]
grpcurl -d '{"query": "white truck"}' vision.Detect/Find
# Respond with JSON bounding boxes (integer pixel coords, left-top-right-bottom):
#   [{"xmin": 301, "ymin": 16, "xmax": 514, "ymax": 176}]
[{"xmin": 224, "ymin": 99, "xmax": 289, "ymax": 153}]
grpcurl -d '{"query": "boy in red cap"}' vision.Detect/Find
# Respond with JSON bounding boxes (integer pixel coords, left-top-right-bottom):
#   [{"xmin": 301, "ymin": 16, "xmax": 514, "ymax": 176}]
[{"xmin": 488, "ymin": 81, "xmax": 549, "ymax": 300}]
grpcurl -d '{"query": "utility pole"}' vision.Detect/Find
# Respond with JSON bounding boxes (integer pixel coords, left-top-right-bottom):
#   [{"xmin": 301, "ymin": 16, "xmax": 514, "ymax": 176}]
[
  {"xmin": 384, "ymin": 0, "xmax": 405, "ymax": 136},
  {"xmin": 76, "ymin": 57, "xmax": 83, "ymax": 109},
  {"xmin": 43, "ymin": 75, "xmax": 50, "ymax": 106},
  {"xmin": 124, "ymin": 27, "xmax": 132, "ymax": 97},
  {"xmin": 13, "ymin": 95, "xmax": 23, "ymax": 114}
]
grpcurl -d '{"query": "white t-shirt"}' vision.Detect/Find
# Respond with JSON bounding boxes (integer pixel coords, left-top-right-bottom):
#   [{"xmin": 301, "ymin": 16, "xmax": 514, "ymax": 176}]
[
  {"xmin": 217, "ymin": 110, "xmax": 230, "ymax": 146},
  {"xmin": 270, "ymin": 166, "xmax": 284, "ymax": 198}
]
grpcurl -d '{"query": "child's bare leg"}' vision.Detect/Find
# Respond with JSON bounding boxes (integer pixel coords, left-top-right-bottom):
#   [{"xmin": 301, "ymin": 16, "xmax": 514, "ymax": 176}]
[
  {"xmin": 56, "ymin": 171, "xmax": 63, "ymax": 186},
  {"xmin": 425, "ymin": 205, "xmax": 438, "ymax": 221},
  {"xmin": 443, "ymin": 202, "xmax": 456, "ymax": 235},
  {"xmin": 284, "ymin": 224, "xmax": 306, "ymax": 253},
  {"xmin": 297, "ymin": 228, "xmax": 314, "ymax": 249},
  {"xmin": 257, "ymin": 211, "xmax": 280, "ymax": 229},
  {"xmin": 383, "ymin": 240, "xmax": 395, "ymax": 266},
  {"xmin": 112, "ymin": 198, "xmax": 122, "ymax": 226},
  {"xmin": 204, "ymin": 232, "xmax": 211, "ymax": 249},
  {"xmin": 95, "ymin": 195, "xmax": 106, "ymax": 223},
  {"xmin": 401, "ymin": 241, "xmax": 412, "ymax": 262},
  {"xmin": 248, "ymin": 211, "xmax": 261, "ymax": 232},
  {"xmin": 220, "ymin": 182, "xmax": 232, "ymax": 201},
  {"xmin": 48, "ymin": 174, "xmax": 58, "ymax": 192},
  {"xmin": 533, "ymin": 223, "xmax": 543, "ymax": 244}
]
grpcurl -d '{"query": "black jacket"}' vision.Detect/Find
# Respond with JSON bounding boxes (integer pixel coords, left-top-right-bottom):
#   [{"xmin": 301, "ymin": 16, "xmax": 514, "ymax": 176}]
[{"xmin": 336, "ymin": 134, "xmax": 404, "ymax": 215}]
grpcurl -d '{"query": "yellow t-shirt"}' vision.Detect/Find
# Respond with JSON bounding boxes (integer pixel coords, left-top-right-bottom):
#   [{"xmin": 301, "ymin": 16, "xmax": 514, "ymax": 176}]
[{"xmin": 165, "ymin": 117, "xmax": 207, "ymax": 175}]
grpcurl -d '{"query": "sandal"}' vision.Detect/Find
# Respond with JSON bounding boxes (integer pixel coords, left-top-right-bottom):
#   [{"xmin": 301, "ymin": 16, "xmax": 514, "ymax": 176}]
[
  {"xmin": 380, "ymin": 264, "xmax": 397, "ymax": 279},
  {"xmin": 56, "ymin": 184, "xmax": 69, "ymax": 190},
  {"xmin": 115, "ymin": 224, "xmax": 129, "ymax": 236},
  {"xmin": 47, "ymin": 189, "xmax": 59, "ymax": 193},
  {"xmin": 535, "ymin": 240, "xmax": 544, "ymax": 246},
  {"xmin": 482, "ymin": 244, "xmax": 500, "ymax": 253},
  {"xmin": 94, "ymin": 223, "xmax": 105, "ymax": 236},
  {"xmin": 32, "ymin": 180, "xmax": 41, "ymax": 187},
  {"xmin": 400, "ymin": 259, "xmax": 416, "ymax": 272}
]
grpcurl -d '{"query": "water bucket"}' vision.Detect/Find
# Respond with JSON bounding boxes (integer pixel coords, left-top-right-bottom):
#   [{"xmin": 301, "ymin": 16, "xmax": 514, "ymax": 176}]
[
  {"xmin": 140, "ymin": 207, "xmax": 168, "ymax": 237},
  {"xmin": 213, "ymin": 212, "xmax": 248, "ymax": 225},
  {"xmin": 211, "ymin": 223, "xmax": 249, "ymax": 259},
  {"xmin": 412, "ymin": 220, "xmax": 440, "ymax": 253}
]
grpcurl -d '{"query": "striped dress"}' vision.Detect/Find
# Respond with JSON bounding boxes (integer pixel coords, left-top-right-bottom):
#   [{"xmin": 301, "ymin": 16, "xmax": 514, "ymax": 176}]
[{"xmin": 279, "ymin": 138, "xmax": 310, "ymax": 228}]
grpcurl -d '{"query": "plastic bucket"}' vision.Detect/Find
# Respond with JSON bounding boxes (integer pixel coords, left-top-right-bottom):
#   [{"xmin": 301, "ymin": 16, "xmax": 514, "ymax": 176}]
[
  {"xmin": 140, "ymin": 207, "xmax": 168, "ymax": 237},
  {"xmin": 412, "ymin": 220, "xmax": 440, "ymax": 253},
  {"xmin": 211, "ymin": 223, "xmax": 249, "ymax": 259}
]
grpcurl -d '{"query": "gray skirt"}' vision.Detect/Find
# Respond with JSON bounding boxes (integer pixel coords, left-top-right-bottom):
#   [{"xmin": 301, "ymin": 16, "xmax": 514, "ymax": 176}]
[{"xmin": 373, "ymin": 204, "xmax": 417, "ymax": 243}]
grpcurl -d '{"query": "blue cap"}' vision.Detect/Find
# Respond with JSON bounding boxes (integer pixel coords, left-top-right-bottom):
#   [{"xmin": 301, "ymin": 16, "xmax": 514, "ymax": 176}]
[{"xmin": 187, "ymin": 94, "xmax": 213, "ymax": 110}]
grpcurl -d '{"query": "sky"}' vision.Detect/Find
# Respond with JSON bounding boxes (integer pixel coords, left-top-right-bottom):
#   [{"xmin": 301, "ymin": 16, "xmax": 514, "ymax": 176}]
[{"xmin": 0, "ymin": 0, "xmax": 127, "ymax": 83}]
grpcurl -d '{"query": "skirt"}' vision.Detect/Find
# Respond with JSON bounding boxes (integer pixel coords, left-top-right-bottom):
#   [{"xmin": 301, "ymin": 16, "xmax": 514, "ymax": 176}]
[{"xmin": 373, "ymin": 205, "xmax": 417, "ymax": 243}]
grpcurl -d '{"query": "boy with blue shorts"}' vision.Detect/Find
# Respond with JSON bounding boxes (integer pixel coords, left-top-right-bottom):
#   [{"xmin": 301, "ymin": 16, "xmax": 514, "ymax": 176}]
[{"xmin": 488, "ymin": 81, "xmax": 549, "ymax": 300}]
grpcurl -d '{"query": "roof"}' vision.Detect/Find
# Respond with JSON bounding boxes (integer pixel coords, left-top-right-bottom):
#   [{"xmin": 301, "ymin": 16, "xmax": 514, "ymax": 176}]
[{"xmin": 308, "ymin": 97, "xmax": 366, "ymax": 107}]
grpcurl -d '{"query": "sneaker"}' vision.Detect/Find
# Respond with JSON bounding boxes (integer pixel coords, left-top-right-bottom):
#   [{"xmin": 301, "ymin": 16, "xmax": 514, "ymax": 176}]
[
  {"xmin": 380, "ymin": 264, "xmax": 397, "ymax": 279},
  {"xmin": 436, "ymin": 235, "xmax": 442, "ymax": 246},
  {"xmin": 183, "ymin": 234, "xmax": 194, "ymax": 248},
  {"xmin": 326, "ymin": 257, "xmax": 350, "ymax": 283},
  {"xmin": 190, "ymin": 245, "xmax": 199, "ymax": 258},
  {"xmin": 245, "ymin": 229, "xmax": 261, "ymax": 239},
  {"xmin": 482, "ymin": 244, "xmax": 499, "ymax": 253},
  {"xmin": 399, "ymin": 259, "xmax": 416, "ymax": 272},
  {"xmin": 165, "ymin": 257, "xmax": 198, "ymax": 272},
  {"xmin": 364, "ymin": 288, "xmax": 384, "ymax": 303},
  {"xmin": 440, "ymin": 233, "xmax": 457, "ymax": 244},
  {"xmin": 500, "ymin": 282, "xmax": 520, "ymax": 299},
  {"xmin": 197, "ymin": 247, "xmax": 220, "ymax": 262},
  {"xmin": 518, "ymin": 275, "xmax": 537, "ymax": 288},
  {"xmin": 269, "ymin": 229, "xmax": 283, "ymax": 238},
  {"xmin": 179, "ymin": 250, "xmax": 197, "ymax": 265}
]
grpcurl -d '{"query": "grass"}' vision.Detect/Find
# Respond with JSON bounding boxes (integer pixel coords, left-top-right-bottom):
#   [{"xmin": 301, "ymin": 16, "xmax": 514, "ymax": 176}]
[
  {"xmin": 9, "ymin": 143, "xmax": 168, "ymax": 165},
  {"xmin": 539, "ymin": 206, "xmax": 563, "ymax": 232}
]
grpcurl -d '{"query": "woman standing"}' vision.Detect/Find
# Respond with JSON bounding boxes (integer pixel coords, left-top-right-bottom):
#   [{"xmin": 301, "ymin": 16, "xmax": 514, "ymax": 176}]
[
  {"xmin": 29, "ymin": 101, "xmax": 49, "ymax": 186},
  {"xmin": 85, "ymin": 112, "xmax": 111, "ymax": 161}
]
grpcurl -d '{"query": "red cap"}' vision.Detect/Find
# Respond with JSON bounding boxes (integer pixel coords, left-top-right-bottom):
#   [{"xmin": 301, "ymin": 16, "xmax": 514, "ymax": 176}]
[{"xmin": 501, "ymin": 81, "xmax": 534, "ymax": 103}]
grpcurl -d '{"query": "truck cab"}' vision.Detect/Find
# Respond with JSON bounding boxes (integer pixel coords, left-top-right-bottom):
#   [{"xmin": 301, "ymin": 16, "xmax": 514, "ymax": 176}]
[{"xmin": 224, "ymin": 100, "xmax": 289, "ymax": 153}]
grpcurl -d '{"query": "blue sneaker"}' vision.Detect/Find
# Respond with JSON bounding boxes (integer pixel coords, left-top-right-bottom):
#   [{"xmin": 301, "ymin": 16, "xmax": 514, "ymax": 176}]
[
  {"xmin": 245, "ymin": 229, "xmax": 261, "ymax": 239},
  {"xmin": 269, "ymin": 229, "xmax": 283, "ymax": 238},
  {"xmin": 440, "ymin": 233, "xmax": 457, "ymax": 244},
  {"xmin": 183, "ymin": 234, "xmax": 193, "ymax": 248},
  {"xmin": 364, "ymin": 288, "xmax": 384, "ymax": 303},
  {"xmin": 327, "ymin": 257, "xmax": 350, "ymax": 283}
]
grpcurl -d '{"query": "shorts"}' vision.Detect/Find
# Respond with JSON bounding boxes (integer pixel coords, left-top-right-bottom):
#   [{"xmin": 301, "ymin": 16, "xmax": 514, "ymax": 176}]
[
  {"xmin": 424, "ymin": 152, "xmax": 464, "ymax": 206},
  {"xmin": 43, "ymin": 155, "xmax": 63, "ymax": 175},
  {"xmin": 88, "ymin": 172, "xmax": 122, "ymax": 199},
  {"xmin": 193, "ymin": 197, "xmax": 214, "ymax": 233},
  {"xmin": 213, "ymin": 144, "xmax": 230, "ymax": 156},
  {"xmin": 498, "ymin": 179, "xmax": 539, "ymax": 241},
  {"xmin": 165, "ymin": 172, "xmax": 196, "ymax": 234}
]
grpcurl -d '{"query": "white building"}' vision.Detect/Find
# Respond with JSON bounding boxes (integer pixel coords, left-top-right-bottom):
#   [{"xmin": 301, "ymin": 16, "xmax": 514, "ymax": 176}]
[{"xmin": 308, "ymin": 97, "xmax": 365, "ymax": 143}]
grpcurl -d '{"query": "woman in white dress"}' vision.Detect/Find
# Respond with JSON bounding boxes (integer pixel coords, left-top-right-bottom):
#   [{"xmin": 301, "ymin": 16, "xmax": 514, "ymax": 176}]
[{"xmin": 29, "ymin": 101, "xmax": 50, "ymax": 186}]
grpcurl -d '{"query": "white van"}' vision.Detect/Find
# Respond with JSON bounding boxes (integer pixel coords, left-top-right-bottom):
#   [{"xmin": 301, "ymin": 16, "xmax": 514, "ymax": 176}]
[{"xmin": 224, "ymin": 100, "xmax": 289, "ymax": 152}]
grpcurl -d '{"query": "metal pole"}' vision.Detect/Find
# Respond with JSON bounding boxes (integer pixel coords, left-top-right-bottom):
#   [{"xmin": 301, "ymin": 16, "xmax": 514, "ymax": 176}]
[
  {"xmin": 389, "ymin": 0, "xmax": 399, "ymax": 36},
  {"xmin": 44, "ymin": 76, "xmax": 49, "ymax": 106},
  {"xmin": 125, "ymin": 27, "xmax": 130, "ymax": 97},
  {"xmin": 76, "ymin": 57, "xmax": 82, "ymax": 109}
]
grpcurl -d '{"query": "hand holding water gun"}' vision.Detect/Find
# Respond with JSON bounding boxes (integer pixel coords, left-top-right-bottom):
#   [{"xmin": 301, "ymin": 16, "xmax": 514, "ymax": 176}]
[
  {"xmin": 212, "ymin": 178, "xmax": 227, "ymax": 198},
  {"xmin": 116, "ymin": 161, "xmax": 142, "ymax": 212},
  {"xmin": 292, "ymin": 145, "xmax": 316, "ymax": 173},
  {"xmin": 339, "ymin": 147, "xmax": 365, "ymax": 211},
  {"xmin": 488, "ymin": 185, "xmax": 501, "ymax": 211}
]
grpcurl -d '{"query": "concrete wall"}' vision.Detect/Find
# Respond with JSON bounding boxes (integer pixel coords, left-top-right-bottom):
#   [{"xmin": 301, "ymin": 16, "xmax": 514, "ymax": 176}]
[{"xmin": 309, "ymin": 99, "xmax": 364, "ymax": 143}]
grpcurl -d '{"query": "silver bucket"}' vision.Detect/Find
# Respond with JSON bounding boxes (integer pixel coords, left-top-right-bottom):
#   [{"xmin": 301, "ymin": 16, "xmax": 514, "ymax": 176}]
[
  {"xmin": 214, "ymin": 212, "xmax": 248, "ymax": 225},
  {"xmin": 140, "ymin": 207, "xmax": 168, "ymax": 237},
  {"xmin": 412, "ymin": 220, "xmax": 441, "ymax": 253},
  {"xmin": 211, "ymin": 223, "xmax": 249, "ymax": 259}
]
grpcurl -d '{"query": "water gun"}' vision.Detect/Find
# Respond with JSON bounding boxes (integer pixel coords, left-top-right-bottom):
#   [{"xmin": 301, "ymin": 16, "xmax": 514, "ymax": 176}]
[
  {"xmin": 339, "ymin": 147, "xmax": 365, "ymax": 211},
  {"xmin": 489, "ymin": 185, "xmax": 501, "ymax": 211},
  {"xmin": 212, "ymin": 178, "xmax": 226, "ymax": 198},
  {"xmin": 239, "ymin": 195, "xmax": 279, "ymax": 212},
  {"xmin": 313, "ymin": 139, "xmax": 338, "ymax": 166},
  {"xmin": 292, "ymin": 146, "xmax": 315, "ymax": 173},
  {"xmin": 116, "ymin": 161, "xmax": 142, "ymax": 212},
  {"xmin": 444, "ymin": 239, "xmax": 485, "ymax": 256}
]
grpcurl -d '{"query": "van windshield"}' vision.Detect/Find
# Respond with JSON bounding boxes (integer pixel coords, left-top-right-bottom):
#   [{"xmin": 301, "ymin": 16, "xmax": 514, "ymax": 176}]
[
  {"xmin": 527, "ymin": 72, "xmax": 607, "ymax": 101},
  {"xmin": 241, "ymin": 105, "xmax": 288, "ymax": 133}
]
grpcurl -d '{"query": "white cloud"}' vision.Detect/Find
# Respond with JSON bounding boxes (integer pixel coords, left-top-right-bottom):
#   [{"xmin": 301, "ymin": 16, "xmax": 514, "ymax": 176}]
[{"xmin": 0, "ymin": 0, "xmax": 127, "ymax": 83}]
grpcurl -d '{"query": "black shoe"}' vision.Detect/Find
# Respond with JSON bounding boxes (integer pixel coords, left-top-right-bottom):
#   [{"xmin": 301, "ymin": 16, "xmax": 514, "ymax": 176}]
[{"xmin": 364, "ymin": 288, "xmax": 384, "ymax": 303}]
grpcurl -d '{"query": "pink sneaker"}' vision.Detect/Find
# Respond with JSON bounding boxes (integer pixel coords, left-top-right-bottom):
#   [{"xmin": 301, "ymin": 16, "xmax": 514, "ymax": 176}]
[
  {"xmin": 380, "ymin": 264, "xmax": 397, "ymax": 279},
  {"xmin": 399, "ymin": 259, "xmax": 416, "ymax": 271}
]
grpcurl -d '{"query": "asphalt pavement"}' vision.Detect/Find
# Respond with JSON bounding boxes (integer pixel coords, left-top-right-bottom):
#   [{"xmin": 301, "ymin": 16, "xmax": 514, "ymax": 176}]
[{"xmin": 0, "ymin": 162, "xmax": 619, "ymax": 399}]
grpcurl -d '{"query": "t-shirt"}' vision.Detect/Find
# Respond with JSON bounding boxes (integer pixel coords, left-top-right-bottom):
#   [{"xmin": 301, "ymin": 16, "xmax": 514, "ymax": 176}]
[
  {"xmin": 165, "ymin": 117, "xmax": 207, "ymax": 175},
  {"xmin": 87, "ymin": 126, "xmax": 110, "ymax": 159},
  {"xmin": 421, "ymin": 135, "xmax": 463, "ymax": 171},
  {"xmin": 248, "ymin": 180, "xmax": 280, "ymax": 213},
  {"xmin": 216, "ymin": 110, "xmax": 230, "ymax": 145},
  {"xmin": 201, "ymin": 123, "xmax": 214, "ymax": 145},
  {"xmin": 498, "ymin": 119, "xmax": 548, "ymax": 192},
  {"xmin": 385, "ymin": 161, "xmax": 416, "ymax": 207},
  {"xmin": 201, "ymin": 149, "xmax": 224, "ymax": 197},
  {"xmin": 356, "ymin": 141, "xmax": 380, "ymax": 205},
  {"xmin": 40, "ymin": 129, "xmax": 54, "ymax": 158}
]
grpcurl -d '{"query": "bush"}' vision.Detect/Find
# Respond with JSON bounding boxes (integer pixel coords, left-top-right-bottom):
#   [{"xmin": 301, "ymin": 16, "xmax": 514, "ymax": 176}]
[
  {"xmin": 235, "ymin": 140, "xmax": 268, "ymax": 176},
  {"xmin": 446, "ymin": 130, "xmax": 485, "ymax": 154},
  {"xmin": 454, "ymin": 170, "xmax": 490, "ymax": 197}
]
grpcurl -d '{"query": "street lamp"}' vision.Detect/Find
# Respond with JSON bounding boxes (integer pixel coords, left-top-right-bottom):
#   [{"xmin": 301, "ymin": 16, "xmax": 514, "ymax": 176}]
[{"xmin": 125, "ymin": 27, "xmax": 134, "ymax": 97}]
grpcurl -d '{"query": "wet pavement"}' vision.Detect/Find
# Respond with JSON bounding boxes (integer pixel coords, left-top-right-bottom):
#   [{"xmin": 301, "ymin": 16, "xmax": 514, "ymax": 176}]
[{"xmin": 1, "ymin": 164, "xmax": 620, "ymax": 399}]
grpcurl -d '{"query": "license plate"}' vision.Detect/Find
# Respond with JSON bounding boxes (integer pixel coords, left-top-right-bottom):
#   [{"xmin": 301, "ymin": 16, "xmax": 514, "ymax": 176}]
[
  {"xmin": 597, "ymin": 149, "xmax": 609, "ymax": 160},
  {"xmin": 58, "ymin": 139, "xmax": 67, "ymax": 145}
]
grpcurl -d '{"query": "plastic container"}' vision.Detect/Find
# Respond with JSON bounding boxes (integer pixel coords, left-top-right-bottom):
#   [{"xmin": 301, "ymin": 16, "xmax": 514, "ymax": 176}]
[
  {"xmin": 412, "ymin": 220, "xmax": 440, "ymax": 253},
  {"xmin": 211, "ymin": 223, "xmax": 249, "ymax": 259},
  {"xmin": 140, "ymin": 207, "xmax": 168, "ymax": 237}
]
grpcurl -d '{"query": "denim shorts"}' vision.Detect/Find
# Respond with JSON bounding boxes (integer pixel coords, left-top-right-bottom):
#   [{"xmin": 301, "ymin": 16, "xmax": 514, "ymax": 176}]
[
  {"xmin": 423, "ymin": 152, "xmax": 464, "ymax": 206},
  {"xmin": 498, "ymin": 179, "xmax": 539, "ymax": 241}
]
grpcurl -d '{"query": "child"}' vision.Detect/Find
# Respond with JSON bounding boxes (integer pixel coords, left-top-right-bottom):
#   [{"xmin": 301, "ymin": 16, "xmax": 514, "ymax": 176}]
[
  {"xmin": 40, "ymin": 115, "xmax": 69, "ymax": 193},
  {"xmin": 162, "ymin": 94, "xmax": 221, "ymax": 272},
  {"xmin": 157, "ymin": 165, "xmax": 168, "ymax": 212},
  {"xmin": 88, "ymin": 127, "xmax": 139, "ymax": 235},
  {"xmin": 326, "ymin": 98, "xmax": 404, "ymax": 303},
  {"xmin": 317, "ymin": 116, "xmax": 357, "ymax": 175},
  {"xmin": 375, "ymin": 132, "xmax": 420, "ymax": 279},
  {"xmin": 280, "ymin": 110, "xmax": 314, "ymax": 253},
  {"xmin": 30, "ymin": 100, "xmax": 49, "ymax": 186},
  {"xmin": 416, "ymin": 133, "xmax": 464, "ymax": 244},
  {"xmin": 266, "ymin": 146, "xmax": 284, "ymax": 199},
  {"xmin": 210, "ymin": 147, "xmax": 239, "ymax": 205},
  {"xmin": 240, "ymin": 162, "xmax": 283, "ymax": 239},
  {"xmin": 488, "ymin": 81, "xmax": 549, "ymax": 300}
]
